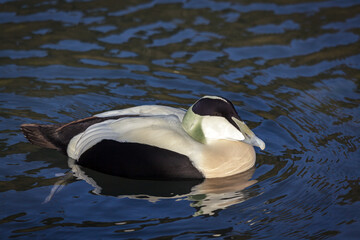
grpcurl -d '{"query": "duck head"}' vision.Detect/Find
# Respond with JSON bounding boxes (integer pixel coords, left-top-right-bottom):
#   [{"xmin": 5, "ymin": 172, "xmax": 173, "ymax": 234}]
[{"xmin": 182, "ymin": 96, "xmax": 265, "ymax": 150}]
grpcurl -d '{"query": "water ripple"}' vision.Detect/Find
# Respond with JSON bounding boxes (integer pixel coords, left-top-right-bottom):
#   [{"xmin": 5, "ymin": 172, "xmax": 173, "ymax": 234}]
[
  {"xmin": 225, "ymin": 32, "xmax": 359, "ymax": 61},
  {"xmin": 0, "ymin": 0, "xmax": 359, "ymax": 239}
]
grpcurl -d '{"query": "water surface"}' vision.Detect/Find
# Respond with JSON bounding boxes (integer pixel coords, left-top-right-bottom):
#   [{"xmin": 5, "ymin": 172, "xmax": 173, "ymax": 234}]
[{"xmin": 0, "ymin": 0, "xmax": 359, "ymax": 239}]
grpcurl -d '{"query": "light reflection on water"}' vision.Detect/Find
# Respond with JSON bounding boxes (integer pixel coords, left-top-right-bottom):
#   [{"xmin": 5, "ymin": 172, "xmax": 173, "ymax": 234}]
[{"xmin": 0, "ymin": 0, "xmax": 359, "ymax": 239}]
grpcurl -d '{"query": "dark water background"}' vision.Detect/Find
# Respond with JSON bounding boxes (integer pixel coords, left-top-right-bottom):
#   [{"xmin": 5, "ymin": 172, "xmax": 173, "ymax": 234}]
[{"xmin": 1, "ymin": 0, "xmax": 359, "ymax": 239}]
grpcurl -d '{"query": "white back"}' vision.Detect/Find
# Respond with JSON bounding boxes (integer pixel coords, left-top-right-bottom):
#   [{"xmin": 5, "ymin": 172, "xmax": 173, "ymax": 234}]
[{"xmin": 95, "ymin": 105, "xmax": 186, "ymax": 120}]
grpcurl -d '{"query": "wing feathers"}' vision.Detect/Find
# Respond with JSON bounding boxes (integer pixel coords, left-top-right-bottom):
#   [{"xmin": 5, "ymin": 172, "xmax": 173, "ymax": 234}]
[
  {"xmin": 67, "ymin": 115, "xmax": 201, "ymax": 161},
  {"xmin": 21, "ymin": 105, "xmax": 188, "ymax": 159}
]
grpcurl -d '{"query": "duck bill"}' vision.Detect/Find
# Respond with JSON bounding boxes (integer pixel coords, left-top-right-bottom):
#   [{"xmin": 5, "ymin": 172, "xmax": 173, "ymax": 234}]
[
  {"xmin": 248, "ymin": 135, "xmax": 266, "ymax": 150},
  {"xmin": 232, "ymin": 117, "xmax": 266, "ymax": 150}
]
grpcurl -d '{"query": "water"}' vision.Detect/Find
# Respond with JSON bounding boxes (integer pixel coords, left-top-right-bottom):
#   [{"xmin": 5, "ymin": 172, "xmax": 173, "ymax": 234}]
[{"xmin": 1, "ymin": 0, "xmax": 359, "ymax": 239}]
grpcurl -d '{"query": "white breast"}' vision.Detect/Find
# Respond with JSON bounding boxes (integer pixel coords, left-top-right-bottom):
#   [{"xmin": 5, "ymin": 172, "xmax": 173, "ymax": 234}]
[{"xmin": 199, "ymin": 140, "xmax": 256, "ymax": 178}]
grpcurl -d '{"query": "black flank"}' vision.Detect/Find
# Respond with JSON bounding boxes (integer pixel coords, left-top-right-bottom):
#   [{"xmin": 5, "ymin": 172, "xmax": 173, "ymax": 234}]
[{"xmin": 78, "ymin": 140, "xmax": 204, "ymax": 180}]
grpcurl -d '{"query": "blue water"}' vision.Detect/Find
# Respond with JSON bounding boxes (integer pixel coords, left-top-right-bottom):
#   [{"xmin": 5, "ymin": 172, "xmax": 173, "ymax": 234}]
[{"xmin": 0, "ymin": 0, "xmax": 359, "ymax": 239}]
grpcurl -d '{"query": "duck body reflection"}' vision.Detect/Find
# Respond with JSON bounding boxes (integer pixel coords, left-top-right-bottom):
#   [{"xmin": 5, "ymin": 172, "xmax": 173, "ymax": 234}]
[{"xmin": 47, "ymin": 158, "xmax": 258, "ymax": 216}]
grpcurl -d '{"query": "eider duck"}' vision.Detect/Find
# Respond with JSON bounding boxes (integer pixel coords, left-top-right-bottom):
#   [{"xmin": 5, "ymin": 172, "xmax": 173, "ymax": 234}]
[{"xmin": 21, "ymin": 96, "xmax": 265, "ymax": 179}]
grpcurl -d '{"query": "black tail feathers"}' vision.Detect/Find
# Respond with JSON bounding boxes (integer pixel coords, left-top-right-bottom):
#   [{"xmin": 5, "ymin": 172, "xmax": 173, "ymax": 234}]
[
  {"xmin": 21, "ymin": 115, "xmax": 125, "ymax": 154},
  {"xmin": 20, "ymin": 123, "xmax": 64, "ymax": 151}
]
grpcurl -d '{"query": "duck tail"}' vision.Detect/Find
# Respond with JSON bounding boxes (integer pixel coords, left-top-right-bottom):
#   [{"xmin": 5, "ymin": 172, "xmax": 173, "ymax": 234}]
[
  {"xmin": 20, "ymin": 123, "xmax": 63, "ymax": 151},
  {"xmin": 21, "ymin": 116, "xmax": 121, "ymax": 154}
]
